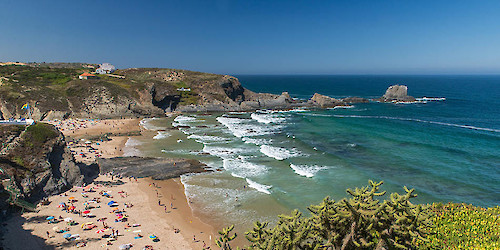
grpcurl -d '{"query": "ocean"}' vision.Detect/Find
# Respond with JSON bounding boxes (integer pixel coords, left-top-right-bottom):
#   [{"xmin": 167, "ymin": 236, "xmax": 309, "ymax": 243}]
[{"xmin": 126, "ymin": 75, "xmax": 500, "ymax": 233}]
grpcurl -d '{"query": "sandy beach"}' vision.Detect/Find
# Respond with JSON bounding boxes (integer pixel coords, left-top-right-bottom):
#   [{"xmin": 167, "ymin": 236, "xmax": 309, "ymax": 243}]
[{"xmin": 1, "ymin": 118, "xmax": 217, "ymax": 250}]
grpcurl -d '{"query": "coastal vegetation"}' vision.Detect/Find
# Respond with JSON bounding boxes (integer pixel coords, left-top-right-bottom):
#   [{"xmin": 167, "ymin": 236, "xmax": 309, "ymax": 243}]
[
  {"xmin": 0, "ymin": 64, "xmax": 241, "ymax": 118},
  {"xmin": 216, "ymin": 181, "xmax": 500, "ymax": 249}
]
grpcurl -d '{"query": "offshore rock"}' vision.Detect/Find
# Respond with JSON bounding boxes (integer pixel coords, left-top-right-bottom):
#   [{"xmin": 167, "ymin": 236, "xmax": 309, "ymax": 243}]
[
  {"xmin": 377, "ymin": 85, "xmax": 416, "ymax": 102},
  {"xmin": 308, "ymin": 93, "xmax": 346, "ymax": 108},
  {"xmin": 97, "ymin": 157, "xmax": 208, "ymax": 180},
  {"xmin": 341, "ymin": 97, "xmax": 370, "ymax": 104}
]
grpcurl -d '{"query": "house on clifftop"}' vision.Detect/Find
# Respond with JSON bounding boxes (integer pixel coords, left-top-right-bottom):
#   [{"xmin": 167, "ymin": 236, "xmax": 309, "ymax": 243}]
[
  {"xmin": 79, "ymin": 73, "xmax": 98, "ymax": 80},
  {"xmin": 96, "ymin": 63, "xmax": 116, "ymax": 74}
]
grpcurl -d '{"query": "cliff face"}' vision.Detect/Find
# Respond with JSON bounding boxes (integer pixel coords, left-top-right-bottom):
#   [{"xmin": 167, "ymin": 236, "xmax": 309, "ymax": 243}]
[
  {"xmin": 0, "ymin": 123, "xmax": 87, "ymax": 201},
  {"xmin": 0, "ymin": 65, "xmax": 354, "ymax": 118},
  {"xmin": 0, "ymin": 65, "xmax": 296, "ymax": 118}
]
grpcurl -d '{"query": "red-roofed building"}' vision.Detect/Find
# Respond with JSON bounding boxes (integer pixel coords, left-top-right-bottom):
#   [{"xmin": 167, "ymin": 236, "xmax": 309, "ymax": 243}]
[{"xmin": 79, "ymin": 73, "xmax": 98, "ymax": 80}]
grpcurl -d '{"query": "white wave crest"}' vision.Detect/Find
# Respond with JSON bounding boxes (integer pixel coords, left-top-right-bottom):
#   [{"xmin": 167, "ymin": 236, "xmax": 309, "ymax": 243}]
[
  {"xmin": 139, "ymin": 118, "xmax": 164, "ymax": 131},
  {"xmin": 260, "ymin": 145, "xmax": 299, "ymax": 160},
  {"xmin": 223, "ymin": 158, "xmax": 267, "ymax": 178},
  {"xmin": 187, "ymin": 134, "xmax": 229, "ymax": 144},
  {"xmin": 174, "ymin": 115, "xmax": 197, "ymax": 122},
  {"xmin": 328, "ymin": 105, "xmax": 355, "ymax": 110},
  {"xmin": 290, "ymin": 164, "xmax": 327, "ymax": 178},
  {"xmin": 123, "ymin": 138, "xmax": 142, "ymax": 156},
  {"xmin": 242, "ymin": 137, "xmax": 272, "ymax": 146},
  {"xmin": 250, "ymin": 113, "xmax": 286, "ymax": 124},
  {"xmin": 216, "ymin": 116, "xmax": 278, "ymax": 138},
  {"xmin": 202, "ymin": 145, "xmax": 247, "ymax": 159},
  {"xmin": 332, "ymin": 115, "xmax": 500, "ymax": 133},
  {"xmin": 153, "ymin": 131, "xmax": 170, "ymax": 139},
  {"xmin": 246, "ymin": 178, "xmax": 272, "ymax": 194}
]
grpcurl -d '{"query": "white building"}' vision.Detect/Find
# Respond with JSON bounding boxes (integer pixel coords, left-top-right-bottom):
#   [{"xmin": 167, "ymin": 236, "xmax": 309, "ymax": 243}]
[{"xmin": 96, "ymin": 63, "xmax": 116, "ymax": 74}]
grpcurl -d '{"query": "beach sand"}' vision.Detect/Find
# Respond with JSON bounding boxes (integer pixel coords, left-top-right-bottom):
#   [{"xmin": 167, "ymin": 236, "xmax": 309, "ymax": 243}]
[
  {"xmin": 2, "ymin": 118, "xmax": 218, "ymax": 250},
  {"xmin": 2, "ymin": 175, "xmax": 215, "ymax": 249}
]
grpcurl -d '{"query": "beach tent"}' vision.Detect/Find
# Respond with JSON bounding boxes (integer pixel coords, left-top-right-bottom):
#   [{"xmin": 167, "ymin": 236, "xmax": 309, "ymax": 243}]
[
  {"xmin": 108, "ymin": 201, "xmax": 116, "ymax": 206},
  {"xmin": 63, "ymin": 233, "xmax": 72, "ymax": 239}
]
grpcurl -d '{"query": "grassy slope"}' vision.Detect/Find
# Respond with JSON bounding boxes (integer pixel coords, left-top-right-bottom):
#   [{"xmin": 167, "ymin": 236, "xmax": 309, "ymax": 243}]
[{"xmin": 0, "ymin": 65, "xmax": 228, "ymax": 113}]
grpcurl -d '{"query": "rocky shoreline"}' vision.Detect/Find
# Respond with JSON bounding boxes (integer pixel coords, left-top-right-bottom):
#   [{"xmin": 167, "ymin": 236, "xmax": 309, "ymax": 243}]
[{"xmin": 98, "ymin": 157, "xmax": 208, "ymax": 180}]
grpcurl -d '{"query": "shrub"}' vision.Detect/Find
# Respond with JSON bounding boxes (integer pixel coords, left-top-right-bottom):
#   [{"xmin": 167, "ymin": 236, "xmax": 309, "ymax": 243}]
[
  {"xmin": 417, "ymin": 203, "xmax": 500, "ymax": 249},
  {"xmin": 242, "ymin": 180, "xmax": 432, "ymax": 249},
  {"xmin": 24, "ymin": 123, "xmax": 58, "ymax": 147}
]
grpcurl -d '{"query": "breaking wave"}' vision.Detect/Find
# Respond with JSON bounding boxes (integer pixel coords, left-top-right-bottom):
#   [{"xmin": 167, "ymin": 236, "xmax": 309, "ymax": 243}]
[
  {"xmin": 260, "ymin": 145, "xmax": 300, "ymax": 160},
  {"xmin": 246, "ymin": 178, "xmax": 272, "ymax": 194},
  {"xmin": 290, "ymin": 164, "xmax": 327, "ymax": 178},
  {"xmin": 153, "ymin": 131, "xmax": 170, "ymax": 140}
]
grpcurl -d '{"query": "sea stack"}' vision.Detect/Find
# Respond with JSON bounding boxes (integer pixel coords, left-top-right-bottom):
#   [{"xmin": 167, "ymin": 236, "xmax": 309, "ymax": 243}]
[{"xmin": 378, "ymin": 85, "xmax": 416, "ymax": 102}]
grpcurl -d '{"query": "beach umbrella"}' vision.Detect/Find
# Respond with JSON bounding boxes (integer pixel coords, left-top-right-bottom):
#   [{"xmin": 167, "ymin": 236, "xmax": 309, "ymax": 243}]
[
  {"xmin": 46, "ymin": 216, "xmax": 54, "ymax": 220},
  {"xmin": 59, "ymin": 202, "xmax": 66, "ymax": 205},
  {"xmin": 107, "ymin": 201, "xmax": 116, "ymax": 206},
  {"xmin": 52, "ymin": 226, "xmax": 59, "ymax": 231},
  {"xmin": 63, "ymin": 233, "xmax": 72, "ymax": 239},
  {"xmin": 64, "ymin": 217, "xmax": 73, "ymax": 222},
  {"xmin": 149, "ymin": 235, "xmax": 157, "ymax": 239},
  {"xmin": 83, "ymin": 210, "xmax": 90, "ymax": 214},
  {"xmin": 68, "ymin": 197, "xmax": 75, "ymax": 200}
]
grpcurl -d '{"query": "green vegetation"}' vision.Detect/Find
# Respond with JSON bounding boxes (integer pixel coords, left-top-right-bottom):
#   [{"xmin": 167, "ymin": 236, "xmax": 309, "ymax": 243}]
[
  {"xmin": 417, "ymin": 203, "xmax": 500, "ymax": 249},
  {"xmin": 23, "ymin": 123, "xmax": 58, "ymax": 148},
  {"xmin": 0, "ymin": 65, "xmax": 229, "ymax": 114},
  {"xmin": 216, "ymin": 225, "xmax": 238, "ymax": 250},
  {"xmin": 216, "ymin": 181, "xmax": 499, "ymax": 249},
  {"xmin": 11, "ymin": 156, "xmax": 24, "ymax": 167}
]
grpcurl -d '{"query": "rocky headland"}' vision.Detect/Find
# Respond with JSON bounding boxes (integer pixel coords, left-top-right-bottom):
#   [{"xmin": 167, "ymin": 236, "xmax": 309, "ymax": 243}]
[
  {"xmin": 0, "ymin": 123, "xmax": 96, "ymax": 211},
  {"xmin": 0, "ymin": 64, "xmax": 379, "ymax": 120}
]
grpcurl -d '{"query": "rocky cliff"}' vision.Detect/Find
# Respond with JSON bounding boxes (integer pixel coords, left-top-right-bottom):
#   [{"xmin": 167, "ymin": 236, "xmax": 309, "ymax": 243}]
[
  {"xmin": 0, "ymin": 65, "xmax": 353, "ymax": 119},
  {"xmin": 0, "ymin": 123, "xmax": 89, "ymax": 202}
]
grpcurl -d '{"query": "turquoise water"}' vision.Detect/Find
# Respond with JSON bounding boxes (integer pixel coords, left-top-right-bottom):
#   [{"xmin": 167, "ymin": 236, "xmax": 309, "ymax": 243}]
[{"xmin": 128, "ymin": 75, "xmax": 499, "ymax": 231}]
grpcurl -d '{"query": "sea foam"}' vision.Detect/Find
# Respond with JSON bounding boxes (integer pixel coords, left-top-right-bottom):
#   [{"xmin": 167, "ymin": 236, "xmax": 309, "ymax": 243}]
[
  {"xmin": 223, "ymin": 158, "xmax": 268, "ymax": 178},
  {"xmin": 123, "ymin": 138, "xmax": 142, "ymax": 156},
  {"xmin": 187, "ymin": 134, "xmax": 229, "ymax": 144},
  {"xmin": 290, "ymin": 164, "xmax": 327, "ymax": 178},
  {"xmin": 260, "ymin": 145, "xmax": 299, "ymax": 160},
  {"xmin": 153, "ymin": 131, "xmax": 170, "ymax": 140},
  {"xmin": 216, "ymin": 116, "xmax": 278, "ymax": 138},
  {"xmin": 250, "ymin": 113, "xmax": 286, "ymax": 124},
  {"xmin": 139, "ymin": 118, "xmax": 164, "ymax": 131},
  {"xmin": 246, "ymin": 178, "xmax": 272, "ymax": 194}
]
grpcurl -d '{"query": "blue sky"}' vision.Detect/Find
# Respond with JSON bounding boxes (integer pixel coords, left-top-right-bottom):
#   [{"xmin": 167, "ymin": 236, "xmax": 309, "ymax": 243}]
[{"xmin": 1, "ymin": 0, "xmax": 500, "ymax": 74}]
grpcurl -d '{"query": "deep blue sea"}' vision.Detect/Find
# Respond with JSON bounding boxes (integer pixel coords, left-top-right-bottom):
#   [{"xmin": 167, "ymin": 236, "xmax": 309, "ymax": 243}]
[{"xmin": 131, "ymin": 75, "xmax": 499, "ymax": 232}]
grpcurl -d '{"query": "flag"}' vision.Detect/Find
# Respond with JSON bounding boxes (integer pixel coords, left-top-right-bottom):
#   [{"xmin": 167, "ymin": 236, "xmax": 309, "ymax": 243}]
[{"xmin": 21, "ymin": 103, "xmax": 29, "ymax": 110}]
